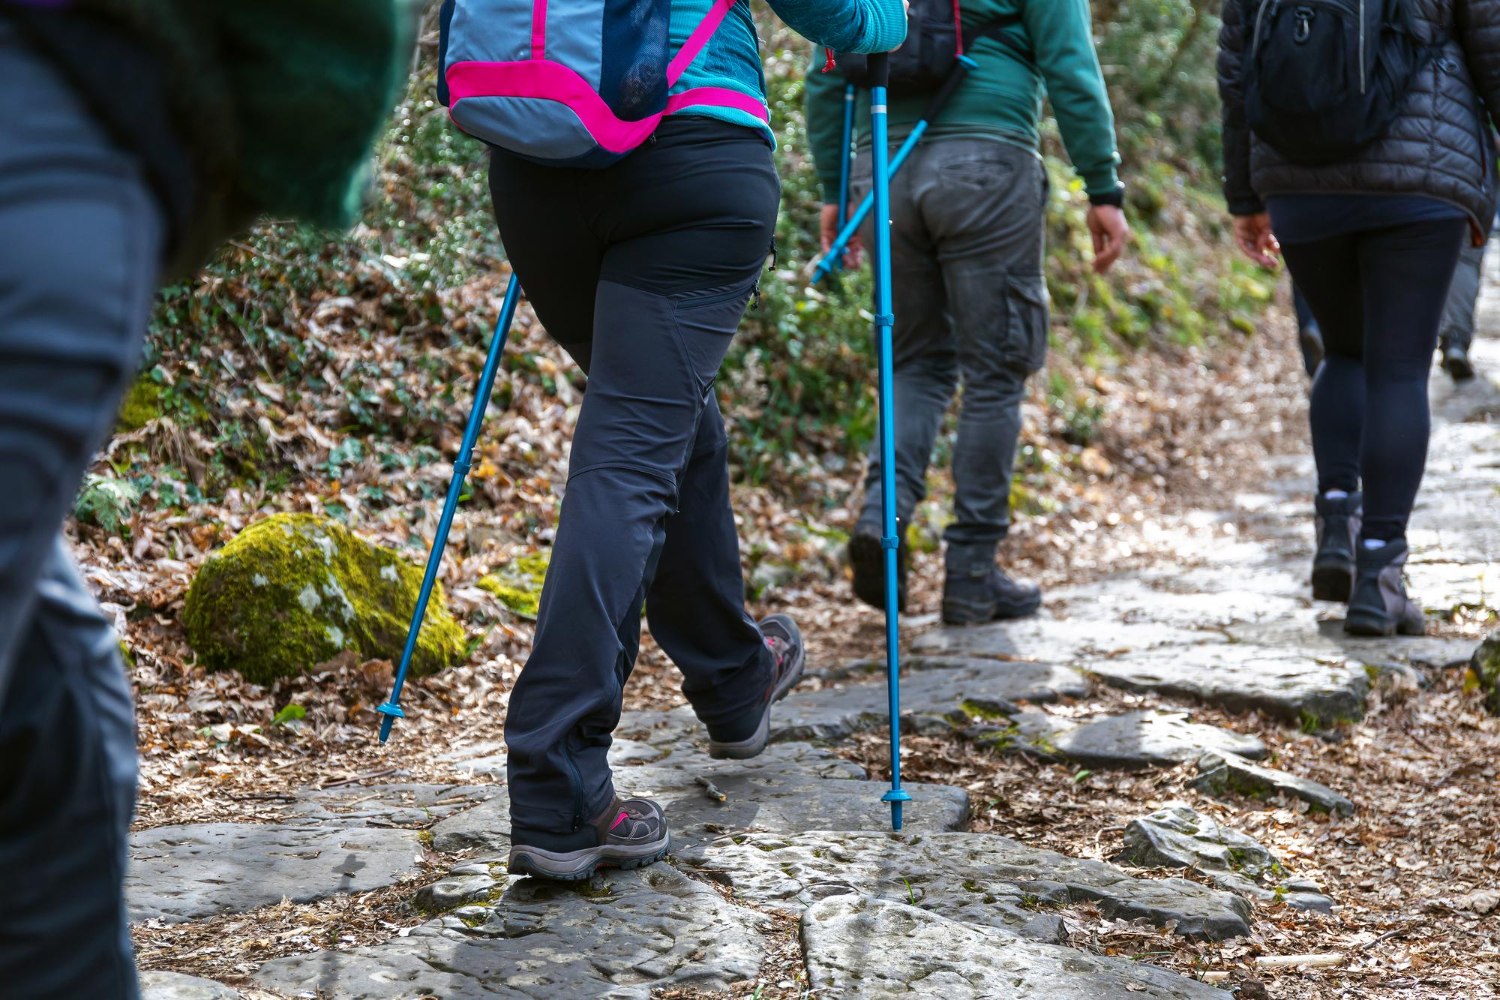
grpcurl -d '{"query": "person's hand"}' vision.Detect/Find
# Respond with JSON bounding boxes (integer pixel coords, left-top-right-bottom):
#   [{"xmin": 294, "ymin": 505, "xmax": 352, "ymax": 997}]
[
  {"xmin": 820, "ymin": 203, "xmax": 863, "ymax": 269},
  {"xmin": 1233, "ymin": 212, "xmax": 1281, "ymax": 269},
  {"xmin": 1086, "ymin": 204, "xmax": 1129, "ymax": 275}
]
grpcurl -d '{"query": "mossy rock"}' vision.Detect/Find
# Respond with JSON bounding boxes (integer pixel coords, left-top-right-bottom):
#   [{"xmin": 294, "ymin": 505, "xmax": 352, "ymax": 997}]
[
  {"xmin": 1473, "ymin": 629, "xmax": 1500, "ymax": 716},
  {"xmin": 117, "ymin": 376, "xmax": 166, "ymax": 432},
  {"xmin": 477, "ymin": 551, "xmax": 549, "ymax": 620},
  {"xmin": 184, "ymin": 513, "xmax": 466, "ymax": 685}
]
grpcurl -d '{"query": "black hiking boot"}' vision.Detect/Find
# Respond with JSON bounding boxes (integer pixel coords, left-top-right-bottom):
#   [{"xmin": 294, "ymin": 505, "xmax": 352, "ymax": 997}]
[
  {"xmin": 1311, "ymin": 492, "xmax": 1361, "ymax": 602},
  {"xmin": 848, "ymin": 522, "xmax": 909, "ymax": 613},
  {"xmin": 1442, "ymin": 342, "xmax": 1475, "ymax": 381},
  {"xmin": 942, "ymin": 544, "xmax": 1041, "ymax": 625},
  {"xmin": 1344, "ymin": 539, "xmax": 1426, "ymax": 637},
  {"xmin": 509, "ymin": 796, "xmax": 670, "ymax": 881},
  {"xmin": 706, "ymin": 614, "xmax": 806, "ymax": 760}
]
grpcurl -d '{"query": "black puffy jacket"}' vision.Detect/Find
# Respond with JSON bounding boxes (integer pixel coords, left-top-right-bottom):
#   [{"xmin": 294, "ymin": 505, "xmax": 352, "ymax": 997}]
[{"xmin": 1219, "ymin": 0, "xmax": 1500, "ymax": 234}]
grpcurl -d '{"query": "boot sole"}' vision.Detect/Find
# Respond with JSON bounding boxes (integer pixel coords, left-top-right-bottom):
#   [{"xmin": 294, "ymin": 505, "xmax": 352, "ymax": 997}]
[
  {"xmin": 849, "ymin": 533, "xmax": 906, "ymax": 613},
  {"xmin": 707, "ymin": 619, "xmax": 806, "ymax": 760},
  {"xmin": 1343, "ymin": 612, "xmax": 1426, "ymax": 638},
  {"xmin": 1310, "ymin": 562, "xmax": 1354, "ymax": 603},
  {"xmin": 508, "ymin": 839, "xmax": 671, "ymax": 881},
  {"xmin": 942, "ymin": 591, "xmax": 1042, "ymax": 626}
]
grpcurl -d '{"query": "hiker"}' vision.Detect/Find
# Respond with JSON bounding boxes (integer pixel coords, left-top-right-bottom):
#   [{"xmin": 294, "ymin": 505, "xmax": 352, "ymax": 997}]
[
  {"xmin": 465, "ymin": 0, "xmax": 908, "ymax": 882},
  {"xmin": 0, "ymin": 5, "xmax": 411, "ymax": 997},
  {"xmin": 1219, "ymin": 0, "xmax": 1500, "ymax": 635},
  {"xmin": 806, "ymin": 0, "xmax": 1129, "ymax": 625},
  {"xmin": 1438, "ymin": 237, "xmax": 1485, "ymax": 381}
]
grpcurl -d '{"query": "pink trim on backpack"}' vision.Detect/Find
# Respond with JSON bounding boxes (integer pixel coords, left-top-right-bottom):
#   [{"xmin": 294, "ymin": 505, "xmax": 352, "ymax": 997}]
[
  {"xmin": 668, "ymin": 0, "xmax": 739, "ymax": 84},
  {"xmin": 532, "ymin": 1, "xmax": 547, "ymax": 60},
  {"xmin": 448, "ymin": 61, "xmax": 768, "ymax": 153}
]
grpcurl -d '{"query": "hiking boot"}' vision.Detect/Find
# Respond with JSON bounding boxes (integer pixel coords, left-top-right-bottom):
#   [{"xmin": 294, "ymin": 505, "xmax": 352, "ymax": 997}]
[
  {"xmin": 706, "ymin": 614, "xmax": 806, "ymax": 760},
  {"xmin": 1311, "ymin": 491, "xmax": 1361, "ymax": 602},
  {"xmin": 508, "ymin": 796, "xmax": 669, "ymax": 881},
  {"xmin": 942, "ymin": 544, "xmax": 1042, "ymax": 625},
  {"xmin": 1344, "ymin": 538, "xmax": 1426, "ymax": 637},
  {"xmin": 848, "ymin": 522, "xmax": 909, "ymax": 613},
  {"xmin": 1442, "ymin": 342, "xmax": 1475, "ymax": 381}
]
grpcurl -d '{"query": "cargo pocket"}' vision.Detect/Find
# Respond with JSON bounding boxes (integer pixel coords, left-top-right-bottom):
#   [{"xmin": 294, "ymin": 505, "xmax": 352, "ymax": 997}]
[{"xmin": 1002, "ymin": 274, "xmax": 1050, "ymax": 375}]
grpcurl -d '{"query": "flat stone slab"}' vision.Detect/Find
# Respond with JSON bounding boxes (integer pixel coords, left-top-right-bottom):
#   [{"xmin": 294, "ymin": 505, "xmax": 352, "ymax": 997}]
[
  {"xmin": 802, "ymin": 896, "xmax": 1231, "ymax": 1000},
  {"xmin": 1191, "ymin": 751, "xmax": 1355, "ymax": 816},
  {"xmin": 1225, "ymin": 619, "xmax": 1476, "ymax": 670},
  {"xmin": 1085, "ymin": 644, "xmax": 1371, "ymax": 725},
  {"xmin": 429, "ymin": 742, "xmax": 967, "ymax": 857},
  {"xmin": 255, "ymin": 864, "xmax": 765, "ymax": 999},
  {"xmin": 974, "ymin": 709, "xmax": 1267, "ymax": 769},
  {"xmin": 911, "ymin": 617, "xmax": 1223, "ymax": 663},
  {"xmin": 289, "ymin": 783, "xmax": 497, "ymax": 828},
  {"xmin": 692, "ymin": 831, "xmax": 1252, "ymax": 941},
  {"xmin": 1050, "ymin": 582, "xmax": 1309, "ymax": 632},
  {"xmin": 774, "ymin": 658, "xmax": 1088, "ymax": 742},
  {"xmin": 129, "ymin": 824, "xmax": 421, "ymax": 924},
  {"xmin": 1119, "ymin": 804, "xmax": 1333, "ymax": 913},
  {"xmin": 139, "ymin": 971, "xmax": 239, "ymax": 1000}
]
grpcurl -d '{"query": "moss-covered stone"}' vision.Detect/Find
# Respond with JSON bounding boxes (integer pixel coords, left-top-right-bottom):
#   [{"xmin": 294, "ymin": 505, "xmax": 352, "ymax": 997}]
[
  {"xmin": 478, "ymin": 550, "xmax": 549, "ymax": 620},
  {"xmin": 183, "ymin": 513, "xmax": 465, "ymax": 684},
  {"xmin": 1473, "ymin": 629, "xmax": 1500, "ymax": 716},
  {"xmin": 117, "ymin": 377, "xmax": 167, "ymax": 432}
]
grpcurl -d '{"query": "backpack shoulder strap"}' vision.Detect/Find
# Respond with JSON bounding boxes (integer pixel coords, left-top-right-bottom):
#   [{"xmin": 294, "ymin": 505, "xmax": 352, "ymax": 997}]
[{"xmin": 967, "ymin": 11, "xmax": 1035, "ymax": 71}]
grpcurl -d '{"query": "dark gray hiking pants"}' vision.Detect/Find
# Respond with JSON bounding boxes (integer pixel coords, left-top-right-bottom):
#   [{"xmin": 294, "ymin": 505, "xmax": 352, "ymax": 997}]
[
  {"xmin": 0, "ymin": 22, "xmax": 161, "ymax": 1000},
  {"xmin": 1439, "ymin": 238, "xmax": 1486, "ymax": 355},
  {"xmin": 850, "ymin": 137, "xmax": 1050, "ymax": 556}
]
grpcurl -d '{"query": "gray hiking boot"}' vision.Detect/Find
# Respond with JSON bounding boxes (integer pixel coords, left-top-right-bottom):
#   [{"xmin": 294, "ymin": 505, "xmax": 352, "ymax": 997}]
[
  {"xmin": 942, "ymin": 544, "xmax": 1041, "ymax": 625},
  {"xmin": 1344, "ymin": 538, "xmax": 1426, "ymax": 637},
  {"xmin": 706, "ymin": 614, "xmax": 806, "ymax": 760},
  {"xmin": 1311, "ymin": 492, "xmax": 1361, "ymax": 602},
  {"xmin": 508, "ymin": 796, "xmax": 670, "ymax": 881}
]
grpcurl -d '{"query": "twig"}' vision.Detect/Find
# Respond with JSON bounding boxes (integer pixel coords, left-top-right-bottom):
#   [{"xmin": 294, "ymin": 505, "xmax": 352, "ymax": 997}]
[
  {"xmin": 696, "ymin": 776, "xmax": 728, "ymax": 803},
  {"xmin": 319, "ymin": 767, "xmax": 400, "ymax": 790},
  {"xmin": 224, "ymin": 792, "xmax": 297, "ymax": 802},
  {"xmin": 1356, "ymin": 928, "xmax": 1406, "ymax": 953}
]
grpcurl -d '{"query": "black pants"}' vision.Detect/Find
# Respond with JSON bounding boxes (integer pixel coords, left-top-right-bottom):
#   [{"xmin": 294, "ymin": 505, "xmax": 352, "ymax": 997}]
[
  {"xmin": 1281, "ymin": 218, "xmax": 1468, "ymax": 541},
  {"xmin": 489, "ymin": 119, "xmax": 781, "ymax": 836}
]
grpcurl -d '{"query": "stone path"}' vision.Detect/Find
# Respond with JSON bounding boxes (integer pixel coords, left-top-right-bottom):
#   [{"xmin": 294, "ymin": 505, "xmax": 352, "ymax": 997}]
[{"xmin": 135, "ymin": 336, "xmax": 1499, "ymax": 997}]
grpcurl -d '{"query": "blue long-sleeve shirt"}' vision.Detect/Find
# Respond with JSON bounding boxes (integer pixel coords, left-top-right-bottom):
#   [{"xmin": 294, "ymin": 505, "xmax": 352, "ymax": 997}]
[{"xmin": 671, "ymin": 0, "xmax": 906, "ymax": 140}]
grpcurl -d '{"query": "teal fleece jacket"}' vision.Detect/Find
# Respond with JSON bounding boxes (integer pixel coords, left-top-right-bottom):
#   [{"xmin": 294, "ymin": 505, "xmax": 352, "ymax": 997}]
[
  {"xmin": 671, "ymin": 0, "xmax": 908, "ymax": 140},
  {"xmin": 805, "ymin": 0, "xmax": 1122, "ymax": 202}
]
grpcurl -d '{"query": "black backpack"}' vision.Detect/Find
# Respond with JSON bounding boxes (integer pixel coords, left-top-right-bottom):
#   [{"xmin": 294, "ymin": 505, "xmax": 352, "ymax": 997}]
[
  {"xmin": 1243, "ymin": 0, "xmax": 1443, "ymax": 165},
  {"xmin": 836, "ymin": 0, "xmax": 1028, "ymax": 94}
]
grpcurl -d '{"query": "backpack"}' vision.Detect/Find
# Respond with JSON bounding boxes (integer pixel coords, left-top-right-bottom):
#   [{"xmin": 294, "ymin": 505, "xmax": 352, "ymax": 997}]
[
  {"xmin": 437, "ymin": 0, "xmax": 766, "ymax": 167},
  {"xmin": 835, "ymin": 0, "xmax": 1027, "ymax": 95},
  {"xmin": 1242, "ymin": 0, "xmax": 1443, "ymax": 166}
]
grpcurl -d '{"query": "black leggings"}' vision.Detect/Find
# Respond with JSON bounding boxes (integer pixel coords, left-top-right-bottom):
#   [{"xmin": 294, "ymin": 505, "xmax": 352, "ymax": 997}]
[{"xmin": 1281, "ymin": 218, "xmax": 1467, "ymax": 541}]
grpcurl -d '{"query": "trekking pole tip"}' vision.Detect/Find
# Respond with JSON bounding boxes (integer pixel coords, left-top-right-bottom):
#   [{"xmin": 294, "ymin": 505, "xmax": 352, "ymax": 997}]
[{"xmin": 376, "ymin": 702, "xmax": 404, "ymax": 743}]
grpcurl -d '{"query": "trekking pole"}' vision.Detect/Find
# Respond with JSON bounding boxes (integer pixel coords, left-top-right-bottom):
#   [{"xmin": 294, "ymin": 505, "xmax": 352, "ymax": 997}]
[
  {"xmin": 811, "ymin": 55, "xmax": 977, "ymax": 286},
  {"xmin": 831, "ymin": 83, "xmax": 856, "ymax": 270},
  {"xmin": 378, "ymin": 275, "xmax": 522, "ymax": 743},
  {"xmin": 866, "ymin": 52, "xmax": 911, "ymax": 833}
]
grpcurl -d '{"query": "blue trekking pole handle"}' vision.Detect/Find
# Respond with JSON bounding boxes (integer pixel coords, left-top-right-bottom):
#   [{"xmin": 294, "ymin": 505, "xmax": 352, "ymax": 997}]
[
  {"xmin": 811, "ymin": 55, "xmax": 978, "ymax": 286},
  {"xmin": 866, "ymin": 52, "xmax": 910, "ymax": 832},
  {"xmin": 378, "ymin": 275, "xmax": 522, "ymax": 743}
]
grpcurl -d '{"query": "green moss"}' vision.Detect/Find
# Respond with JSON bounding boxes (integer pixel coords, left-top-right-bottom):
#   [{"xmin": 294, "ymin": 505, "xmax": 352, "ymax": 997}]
[
  {"xmin": 183, "ymin": 513, "xmax": 466, "ymax": 685},
  {"xmin": 118, "ymin": 640, "xmax": 136, "ymax": 669},
  {"xmin": 116, "ymin": 377, "xmax": 167, "ymax": 432},
  {"xmin": 478, "ymin": 550, "xmax": 549, "ymax": 620}
]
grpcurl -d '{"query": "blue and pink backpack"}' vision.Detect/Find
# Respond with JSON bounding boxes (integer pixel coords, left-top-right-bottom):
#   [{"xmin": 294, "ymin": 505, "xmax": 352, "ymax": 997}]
[{"xmin": 438, "ymin": 0, "xmax": 768, "ymax": 167}]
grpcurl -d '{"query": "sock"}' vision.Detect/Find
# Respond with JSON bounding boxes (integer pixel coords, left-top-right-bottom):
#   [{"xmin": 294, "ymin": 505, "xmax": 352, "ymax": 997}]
[
  {"xmin": 1362, "ymin": 538, "xmax": 1388, "ymax": 550},
  {"xmin": 1324, "ymin": 489, "xmax": 1350, "ymax": 501}
]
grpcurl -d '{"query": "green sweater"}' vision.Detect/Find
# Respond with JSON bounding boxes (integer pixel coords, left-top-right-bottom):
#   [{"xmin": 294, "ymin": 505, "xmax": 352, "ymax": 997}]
[
  {"xmin": 33, "ymin": 0, "xmax": 416, "ymax": 271},
  {"xmin": 805, "ymin": 0, "xmax": 1121, "ymax": 203}
]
